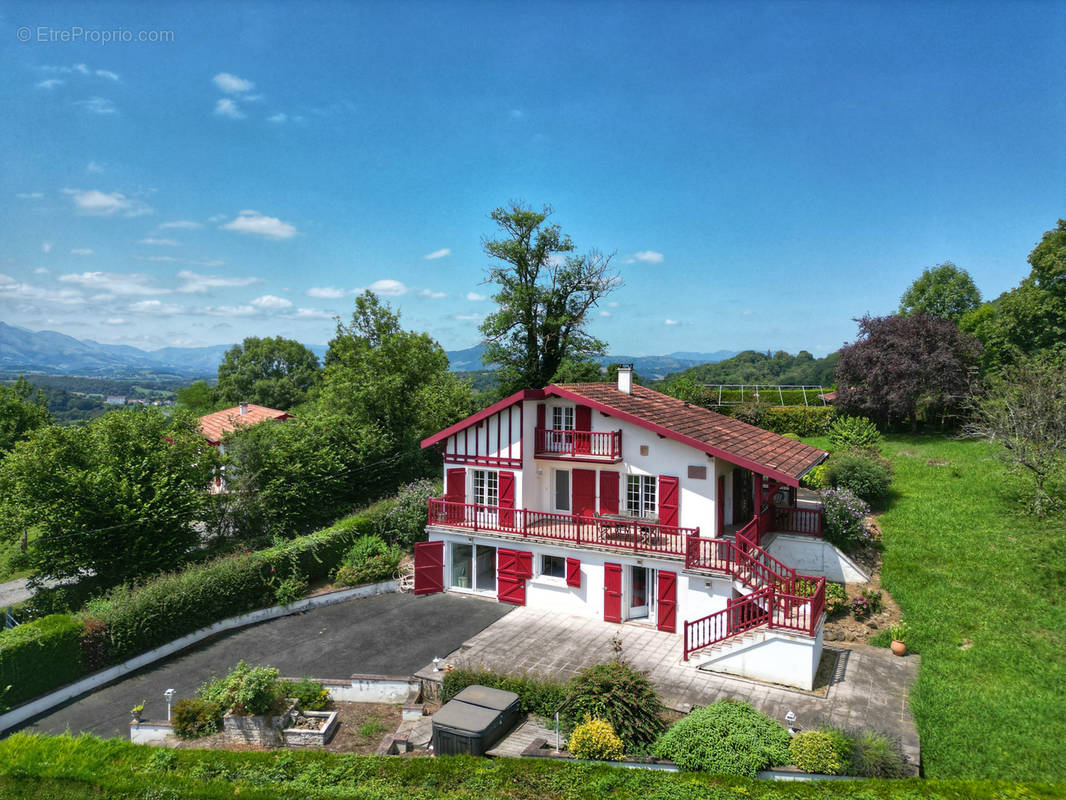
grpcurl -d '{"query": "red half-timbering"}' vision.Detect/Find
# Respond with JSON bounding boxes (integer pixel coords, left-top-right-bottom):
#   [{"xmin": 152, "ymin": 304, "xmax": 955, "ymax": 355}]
[{"xmin": 440, "ymin": 401, "xmax": 523, "ymax": 468}]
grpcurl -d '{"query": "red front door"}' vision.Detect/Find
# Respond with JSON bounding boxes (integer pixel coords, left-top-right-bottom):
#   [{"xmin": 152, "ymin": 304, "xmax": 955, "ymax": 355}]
[
  {"xmin": 604, "ymin": 562, "xmax": 622, "ymax": 622},
  {"xmin": 413, "ymin": 541, "xmax": 444, "ymax": 595},
  {"xmin": 656, "ymin": 570, "xmax": 677, "ymax": 632}
]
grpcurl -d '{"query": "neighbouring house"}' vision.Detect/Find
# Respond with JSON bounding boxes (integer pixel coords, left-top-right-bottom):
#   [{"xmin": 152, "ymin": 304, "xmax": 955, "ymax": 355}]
[
  {"xmin": 197, "ymin": 402, "xmax": 293, "ymax": 492},
  {"xmin": 417, "ymin": 366, "xmax": 847, "ymax": 690},
  {"xmin": 105, "ymin": 396, "xmax": 126, "ymax": 405}
]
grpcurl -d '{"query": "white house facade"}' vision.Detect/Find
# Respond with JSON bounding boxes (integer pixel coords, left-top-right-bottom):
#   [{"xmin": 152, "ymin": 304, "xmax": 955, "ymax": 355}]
[{"xmin": 416, "ymin": 367, "xmax": 832, "ymax": 689}]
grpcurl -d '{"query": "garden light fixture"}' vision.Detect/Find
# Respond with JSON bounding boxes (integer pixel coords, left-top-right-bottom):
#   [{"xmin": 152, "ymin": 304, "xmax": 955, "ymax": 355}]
[
  {"xmin": 785, "ymin": 709, "xmax": 796, "ymax": 734},
  {"xmin": 164, "ymin": 688, "xmax": 175, "ymax": 721}
]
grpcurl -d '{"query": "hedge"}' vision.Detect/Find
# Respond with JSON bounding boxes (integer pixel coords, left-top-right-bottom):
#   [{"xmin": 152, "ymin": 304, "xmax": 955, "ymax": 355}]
[
  {"xmin": 0, "ymin": 500, "xmax": 394, "ymax": 710},
  {"xmin": 0, "ymin": 614, "xmax": 84, "ymax": 708},
  {"xmin": 716, "ymin": 404, "xmax": 836, "ymax": 436},
  {"xmin": 441, "ymin": 668, "xmax": 567, "ymax": 718},
  {"xmin": 0, "ymin": 733, "xmax": 1062, "ymax": 800}
]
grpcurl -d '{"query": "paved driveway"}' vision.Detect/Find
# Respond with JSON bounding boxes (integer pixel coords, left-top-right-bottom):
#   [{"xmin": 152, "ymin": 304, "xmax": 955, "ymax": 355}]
[{"xmin": 17, "ymin": 592, "xmax": 510, "ymax": 739}]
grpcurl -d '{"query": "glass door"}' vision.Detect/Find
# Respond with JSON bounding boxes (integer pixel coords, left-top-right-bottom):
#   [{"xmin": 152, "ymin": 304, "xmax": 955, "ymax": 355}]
[
  {"xmin": 450, "ymin": 542, "xmax": 497, "ymax": 595},
  {"xmin": 628, "ymin": 565, "xmax": 650, "ymax": 619}
]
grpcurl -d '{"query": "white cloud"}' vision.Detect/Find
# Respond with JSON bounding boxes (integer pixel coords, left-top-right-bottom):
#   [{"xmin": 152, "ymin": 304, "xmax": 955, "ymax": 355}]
[
  {"xmin": 138, "ymin": 238, "xmax": 178, "ymax": 246},
  {"xmin": 608, "ymin": 301, "xmax": 620, "ymax": 307},
  {"xmin": 600, "ymin": 310, "xmax": 611, "ymax": 317},
  {"xmin": 664, "ymin": 318, "xmax": 679, "ymax": 325},
  {"xmin": 74, "ymin": 97, "xmax": 117, "ymax": 115},
  {"xmin": 419, "ymin": 289, "xmax": 447, "ymax": 299},
  {"xmin": 250, "ymin": 294, "xmax": 293, "ymax": 309},
  {"xmin": 220, "ymin": 210, "xmax": 297, "ymax": 239},
  {"xmin": 454, "ymin": 312, "xmax": 483, "ymax": 321},
  {"xmin": 203, "ymin": 305, "xmax": 257, "ymax": 316},
  {"xmin": 212, "ymin": 73, "xmax": 255, "ymax": 94},
  {"xmin": 70, "ymin": 248, "xmax": 94, "ymax": 256},
  {"xmin": 633, "ymin": 250, "xmax": 664, "ymax": 264},
  {"xmin": 36, "ymin": 79, "xmax": 63, "ymax": 89},
  {"xmin": 158, "ymin": 220, "xmax": 203, "ymax": 229},
  {"xmin": 64, "ymin": 188, "xmax": 152, "ymax": 217},
  {"xmin": 366, "ymin": 279, "xmax": 408, "ymax": 296},
  {"xmin": 424, "ymin": 248, "xmax": 451, "ymax": 260},
  {"xmin": 60, "ymin": 271, "xmax": 161, "ymax": 296},
  {"xmin": 214, "ymin": 98, "xmax": 246, "ymax": 119},
  {"xmin": 466, "ymin": 292, "xmax": 486, "ymax": 301},
  {"xmin": 74, "ymin": 63, "xmax": 89, "ymax": 75},
  {"xmin": 268, "ymin": 113, "xmax": 287, "ymax": 123},
  {"xmin": 104, "ymin": 317, "xmax": 126, "ymax": 325},
  {"xmin": 129, "ymin": 300, "xmax": 183, "ymax": 315},
  {"xmin": 34, "ymin": 267, "xmax": 50, "ymax": 275},
  {"xmin": 41, "ymin": 242, "xmax": 53, "ymax": 253},
  {"xmin": 95, "ymin": 69, "xmax": 120, "ymax": 81},
  {"xmin": 0, "ymin": 274, "xmax": 85, "ymax": 305},
  {"xmin": 176, "ymin": 270, "xmax": 261, "ymax": 293},
  {"xmin": 86, "ymin": 161, "xmax": 104, "ymax": 173},
  {"xmin": 509, "ymin": 109, "xmax": 525, "ymax": 120},
  {"xmin": 285, "ymin": 307, "xmax": 335, "ymax": 320},
  {"xmin": 17, "ymin": 192, "xmax": 45, "ymax": 199},
  {"xmin": 306, "ymin": 286, "xmax": 346, "ymax": 299}
]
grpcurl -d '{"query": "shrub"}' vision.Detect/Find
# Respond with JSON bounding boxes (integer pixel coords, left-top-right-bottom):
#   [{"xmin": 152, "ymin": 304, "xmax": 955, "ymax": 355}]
[
  {"xmin": 567, "ymin": 717, "xmax": 624, "ymax": 761},
  {"xmin": 825, "ymin": 582, "xmax": 848, "ymax": 616},
  {"xmin": 332, "ymin": 535, "xmax": 403, "ymax": 587},
  {"xmin": 800, "ymin": 463, "xmax": 828, "ymax": 490},
  {"xmin": 820, "ymin": 487, "xmax": 872, "ymax": 551},
  {"xmin": 272, "ymin": 573, "xmax": 308, "ymax": 605},
  {"xmin": 828, "ymin": 415, "xmax": 883, "ymax": 453},
  {"xmin": 0, "ymin": 614, "xmax": 83, "ymax": 707},
  {"xmin": 377, "ymin": 478, "xmax": 440, "ymax": 547},
  {"xmin": 171, "ymin": 697, "xmax": 222, "ymax": 739},
  {"xmin": 199, "ymin": 661, "xmax": 284, "ymax": 716},
  {"xmin": 825, "ymin": 451, "xmax": 893, "ymax": 503},
  {"xmin": 652, "ymin": 700, "xmax": 791, "ymax": 776},
  {"xmin": 281, "ymin": 677, "xmax": 330, "ymax": 711},
  {"xmin": 848, "ymin": 729, "xmax": 908, "ymax": 778},
  {"xmin": 726, "ymin": 405, "xmax": 836, "ymax": 436},
  {"xmin": 564, "ymin": 661, "xmax": 665, "ymax": 751},
  {"xmin": 441, "ymin": 668, "xmax": 566, "ymax": 718},
  {"xmin": 789, "ymin": 729, "xmax": 849, "ymax": 775}
]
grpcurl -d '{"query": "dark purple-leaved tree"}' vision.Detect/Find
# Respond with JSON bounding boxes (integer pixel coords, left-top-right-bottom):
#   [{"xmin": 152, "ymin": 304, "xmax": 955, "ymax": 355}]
[{"xmin": 835, "ymin": 314, "xmax": 981, "ymax": 431}]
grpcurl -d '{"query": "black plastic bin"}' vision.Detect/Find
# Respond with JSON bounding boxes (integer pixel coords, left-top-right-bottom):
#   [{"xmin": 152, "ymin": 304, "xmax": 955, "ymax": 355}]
[{"xmin": 431, "ymin": 685, "xmax": 521, "ymax": 756}]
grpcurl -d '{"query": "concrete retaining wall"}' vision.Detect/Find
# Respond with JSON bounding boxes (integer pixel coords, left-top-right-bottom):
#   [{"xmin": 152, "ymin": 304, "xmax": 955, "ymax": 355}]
[
  {"xmin": 0, "ymin": 580, "xmax": 398, "ymax": 735},
  {"xmin": 763, "ymin": 534, "xmax": 869, "ymax": 584},
  {"xmin": 129, "ymin": 720, "xmax": 174, "ymax": 745}
]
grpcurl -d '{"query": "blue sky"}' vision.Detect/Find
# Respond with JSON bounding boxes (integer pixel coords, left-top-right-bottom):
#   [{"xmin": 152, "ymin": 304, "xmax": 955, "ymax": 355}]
[{"xmin": 2, "ymin": 1, "xmax": 1064, "ymax": 357}]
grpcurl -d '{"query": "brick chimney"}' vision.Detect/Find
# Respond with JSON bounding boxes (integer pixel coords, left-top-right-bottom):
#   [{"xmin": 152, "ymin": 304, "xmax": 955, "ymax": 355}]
[{"xmin": 617, "ymin": 364, "xmax": 633, "ymax": 395}]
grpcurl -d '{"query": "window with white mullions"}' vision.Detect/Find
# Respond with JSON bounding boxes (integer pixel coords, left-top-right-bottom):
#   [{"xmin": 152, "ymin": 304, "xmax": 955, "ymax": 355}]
[
  {"xmin": 472, "ymin": 469, "xmax": 498, "ymax": 507},
  {"xmin": 552, "ymin": 406, "xmax": 575, "ymax": 430},
  {"xmin": 626, "ymin": 474, "xmax": 657, "ymax": 517}
]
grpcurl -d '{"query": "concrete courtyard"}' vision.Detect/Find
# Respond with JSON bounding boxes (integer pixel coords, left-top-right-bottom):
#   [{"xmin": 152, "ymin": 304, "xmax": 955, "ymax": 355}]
[{"xmin": 418, "ymin": 602, "xmax": 921, "ymax": 769}]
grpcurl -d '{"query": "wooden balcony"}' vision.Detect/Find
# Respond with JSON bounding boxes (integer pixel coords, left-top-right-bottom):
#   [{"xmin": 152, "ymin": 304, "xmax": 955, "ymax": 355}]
[
  {"xmin": 533, "ymin": 428, "xmax": 622, "ymax": 462},
  {"xmin": 427, "ymin": 498, "xmax": 698, "ymax": 559}
]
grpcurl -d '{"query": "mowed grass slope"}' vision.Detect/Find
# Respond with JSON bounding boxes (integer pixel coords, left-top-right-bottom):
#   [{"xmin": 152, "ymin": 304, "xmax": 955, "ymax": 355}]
[{"xmin": 872, "ymin": 435, "xmax": 1066, "ymax": 780}]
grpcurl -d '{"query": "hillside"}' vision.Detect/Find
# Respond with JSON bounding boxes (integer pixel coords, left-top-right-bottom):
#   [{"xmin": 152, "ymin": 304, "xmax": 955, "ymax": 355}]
[{"xmin": 659, "ymin": 349, "xmax": 839, "ymax": 388}]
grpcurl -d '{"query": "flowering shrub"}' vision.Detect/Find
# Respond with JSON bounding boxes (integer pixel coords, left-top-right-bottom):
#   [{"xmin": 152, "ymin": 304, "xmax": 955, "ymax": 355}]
[
  {"xmin": 567, "ymin": 717, "xmax": 624, "ymax": 761},
  {"xmin": 377, "ymin": 478, "xmax": 440, "ymax": 547},
  {"xmin": 820, "ymin": 488, "xmax": 872, "ymax": 551},
  {"xmin": 851, "ymin": 595, "xmax": 872, "ymax": 619}
]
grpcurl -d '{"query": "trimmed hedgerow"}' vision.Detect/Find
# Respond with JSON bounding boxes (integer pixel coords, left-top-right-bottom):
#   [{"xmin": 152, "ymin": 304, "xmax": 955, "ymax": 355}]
[
  {"xmin": 441, "ymin": 668, "xmax": 567, "ymax": 719},
  {"xmin": 722, "ymin": 404, "xmax": 836, "ymax": 436},
  {"xmin": 0, "ymin": 614, "xmax": 83, "ymax": 708},
  {"xmin": 652, "ymin": 700, "xmax": 791, "ymax": 776},
  {"xmin": 171, "ymin": 697, "xmax": 222, "ymax": 739}
]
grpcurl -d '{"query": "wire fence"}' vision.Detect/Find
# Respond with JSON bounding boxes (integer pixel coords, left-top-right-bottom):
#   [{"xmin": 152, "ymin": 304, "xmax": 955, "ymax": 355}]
[{"xmin": 701, "ymin": 385, "xmax": 831, "ymax": 407}]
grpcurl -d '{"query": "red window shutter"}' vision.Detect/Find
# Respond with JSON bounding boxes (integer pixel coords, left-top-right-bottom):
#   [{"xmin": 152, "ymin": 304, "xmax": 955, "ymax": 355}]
[
  {"xmin": 498, "ymin": 470, "xmax": 515, "ymax": 528},
  {"xmin": 573, "ymin": 469, "xmax": 597, "ymax": 517},
  {"xmin": 656, "ymin": 570, "xmax": 677, "ymax": 633},
  {"xmin": 659, "ymin": 475, "xmax": 679, "ymax": 528},
  {"xmin": 604, "ymin": 563, "xmax": 622, "ymax": 623},
  {"xmin": 536, "ymin": 403, "xmax": 546, "ymax": 429},
  {"xmin": 496, "ymin": 547, "xmax": 528, "ymax": 605},
  {"xmin": 497, "ymin": 547, "xmax": 517, "ymax": 575},
  {"xmin": 599, "ymin": 471, "xmax": 619, "ymax": 514},
  {"xmin": 575, "ymin": 405, "xmax": 591, "ymax": 431},
  {"xmin": 445, "ymin": 468, "xmax": 466, "ymax": 525},
  {"xmin": 717, "ymin": 475, "xmax": 725, "ymax": 536},
  {"xmin": 565, "ymin": 557, "xmax": 581, "ymax": 588},
  {"xmin": 515, "ymin": 550, "xmax": 533, "ymax": 579},
  {"xmin": 413, "ymin": 541, "xmax": 444, "ymax": 595}
]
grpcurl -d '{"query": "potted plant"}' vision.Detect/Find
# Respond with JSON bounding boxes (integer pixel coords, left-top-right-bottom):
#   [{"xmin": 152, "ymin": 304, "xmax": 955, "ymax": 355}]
[
  {"xmin": 888, "ymin": 623, "xmax": 908, "ymax": 656},
  {"xmin": 130, "ymin": 701, "xmax": 146, "ymax": 722}
]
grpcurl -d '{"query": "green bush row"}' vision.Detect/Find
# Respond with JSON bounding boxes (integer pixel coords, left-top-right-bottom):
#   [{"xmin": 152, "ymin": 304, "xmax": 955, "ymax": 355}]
[
  {"xmin": 717, "ymin": 404, "xmax": 837, "ymax": 436},
  {"xmin": 441, "ymin": 667, "xmax": 567, "ymax": 719},
  {"xmin": 3, "ymin": 732, "xmax": 1055, "ymax": 799},
  {"xmin": 0, "ymin": 614, "xmax": 84, "ymax": 708}
]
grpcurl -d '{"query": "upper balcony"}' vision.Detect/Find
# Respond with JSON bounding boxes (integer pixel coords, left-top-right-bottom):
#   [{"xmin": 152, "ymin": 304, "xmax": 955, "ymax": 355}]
[{"xmin": 533, "ymin": 427, "xmax": 622, "ymax": 462}]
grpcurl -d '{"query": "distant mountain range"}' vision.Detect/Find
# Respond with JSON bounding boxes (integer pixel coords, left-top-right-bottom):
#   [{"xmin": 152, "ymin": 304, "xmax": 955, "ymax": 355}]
[{"xmin": 0, "ymin": 322, "xmax": 735, "ymax": 380}]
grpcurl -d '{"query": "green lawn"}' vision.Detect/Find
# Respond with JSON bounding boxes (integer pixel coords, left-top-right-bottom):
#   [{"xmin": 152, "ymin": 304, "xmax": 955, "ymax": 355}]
[{"xmin": 841, "ymin": 434, "xmax": 1066, "ymax": 780}]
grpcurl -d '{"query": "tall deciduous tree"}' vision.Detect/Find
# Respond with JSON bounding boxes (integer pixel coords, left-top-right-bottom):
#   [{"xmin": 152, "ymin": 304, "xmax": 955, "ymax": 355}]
[
  {"xmin": 835, "ymin": 314, "xmax": 980, "ymax": 431},
  {"xmin": 216, "ymin": 336, "xmax": 321, "ymax": 410},
  {"xmin": 0, "ymin": 376, "xmax": 52, "ymax": 454},
  {"xmin": 479, "ymin": 203, "xmax": 620, "ymax": 395},
  {"xmin": 0, "ymin": 408, "xmax": 217, "ymax": 587},
  {"xmin": 898, "ymin": 262, "xmax": 982, "ymax": 322},
  {"xmin": 965, "ymin": 356, "xmax": 1066, "ymax": 515}
]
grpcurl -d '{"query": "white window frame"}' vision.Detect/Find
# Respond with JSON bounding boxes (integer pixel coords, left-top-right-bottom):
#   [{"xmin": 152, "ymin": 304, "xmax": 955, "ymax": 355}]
[
  {"xmin": 472, "ymin": 469, "xmax": 499, "ymax": 508},
  {"xmin": 626, "ymin": 474, "xmax": 657, "ymax": 518},
  {"xmin": 540, "ymin": 554, "xmax": 566, "ymax": 580},
  {"xmin": 553, "ymin": 469, "xmax": 571, "ymax": 512},
  {"xmin": 552, "ymin": 406, "xmax": 575, "ymax": 431}
]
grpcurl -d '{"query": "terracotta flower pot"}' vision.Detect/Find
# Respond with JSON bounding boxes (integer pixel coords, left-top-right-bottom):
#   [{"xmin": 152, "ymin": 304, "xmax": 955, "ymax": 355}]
[{"xmin": 890, "ymin": 640, "xmax": 907, "ymax": 656}]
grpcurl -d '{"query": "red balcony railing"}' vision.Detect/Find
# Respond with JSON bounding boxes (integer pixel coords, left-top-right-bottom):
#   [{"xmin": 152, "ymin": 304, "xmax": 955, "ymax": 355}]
[
  {"xmin": 773, "ymin": 504, "xmax": 823, "ymax": 537},
  {"xmin": 427, "ymin": 498, "xmax": 697, "ymax": 557},
  {"xmin": 534, "ymin": 428, "xmax": 622, "ymax": 460}
]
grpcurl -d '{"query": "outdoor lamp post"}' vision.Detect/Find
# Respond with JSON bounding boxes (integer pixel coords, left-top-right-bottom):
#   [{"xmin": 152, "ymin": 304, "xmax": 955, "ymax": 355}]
[
  {"xmin": 164, "ymin": 688, "xmax": 175, "ymax": 721},
  {"xmin": 432, "ymin": 657, "xmax": 441, "ymax": 672},
  {"xmin": 785, "ymin": 709, "xmax": 796, "ymax": 734}
]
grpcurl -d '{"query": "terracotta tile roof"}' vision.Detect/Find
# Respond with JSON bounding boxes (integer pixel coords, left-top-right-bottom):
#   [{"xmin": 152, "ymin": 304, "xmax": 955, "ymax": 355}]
[
  {"xmin": 550, "ymin": 383, "xmax": 827, "ymax": 486},
  {"xmin": 197, "ymin": 404, "xmax": 292, "ymax": 444}
]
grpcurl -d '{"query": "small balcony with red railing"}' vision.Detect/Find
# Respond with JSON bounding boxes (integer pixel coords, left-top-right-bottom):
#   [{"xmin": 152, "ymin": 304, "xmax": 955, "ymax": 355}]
[{"xmin": 533, "ymin": 427, "xmax": 622, "ymax": 462}]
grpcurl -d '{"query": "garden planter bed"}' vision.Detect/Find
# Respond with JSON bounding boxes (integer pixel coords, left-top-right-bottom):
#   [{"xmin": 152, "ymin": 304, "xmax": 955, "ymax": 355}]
[{"xmin": 282, "ymin": 710, "xmax": 339, "ymax": 747}]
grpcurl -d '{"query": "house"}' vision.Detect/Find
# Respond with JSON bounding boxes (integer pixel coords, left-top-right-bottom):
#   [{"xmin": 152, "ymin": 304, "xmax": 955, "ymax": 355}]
[
  {"xmin": 197, "ymin": 403, "xmax": 293, "ymax": 492},
  {"xmin": 416, "ymin": 366, "xmax": 839, "ymax": 690}
]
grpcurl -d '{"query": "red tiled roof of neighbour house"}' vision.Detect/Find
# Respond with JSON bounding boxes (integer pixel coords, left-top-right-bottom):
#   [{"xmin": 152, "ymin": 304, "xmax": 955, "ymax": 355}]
[
  {"xmin": 547, "ymin": 383, "xmax": 828, "ymax": 487},
  {"xmin": 197, "ymin": 404, "xmax": 293, "ymax": 445}
]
